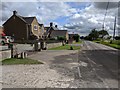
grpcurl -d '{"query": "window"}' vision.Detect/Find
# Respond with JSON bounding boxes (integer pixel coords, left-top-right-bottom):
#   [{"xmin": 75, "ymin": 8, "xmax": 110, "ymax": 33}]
[{"xmin": 34, "ymin": 25, "xmax": 38, "ymax": 30}]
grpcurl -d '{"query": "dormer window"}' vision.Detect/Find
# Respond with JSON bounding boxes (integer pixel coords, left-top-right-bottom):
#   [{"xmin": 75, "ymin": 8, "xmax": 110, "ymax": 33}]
[{"xmin": 34, "ymin": 25, "xmax": 38, "ymax": 30}]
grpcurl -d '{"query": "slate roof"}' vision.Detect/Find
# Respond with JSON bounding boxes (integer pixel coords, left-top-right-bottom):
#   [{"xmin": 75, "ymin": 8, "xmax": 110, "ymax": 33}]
[
  {"xmin": 39, "ymin": 24, "xmax": 44, "ymax": 27},
  {"xmin": 51, "ymin": 26, "xmax": 59, "ymax": 30},
  {"xmin": 22, "ymin": 17, "xmax": 35, "ymax": 24},
  {"xmin": 50, "ymin": 30, "xmax": 68, "ymax": 37},
  {"xmin": 13, "ymin": 15, "xmax": 35, "ymax": 24}
]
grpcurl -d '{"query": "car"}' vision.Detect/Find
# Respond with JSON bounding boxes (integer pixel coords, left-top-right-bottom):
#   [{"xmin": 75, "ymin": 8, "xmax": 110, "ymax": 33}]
[{"xmin": 0, "ymin": 36, "xmax": 14, "ymax": 45}]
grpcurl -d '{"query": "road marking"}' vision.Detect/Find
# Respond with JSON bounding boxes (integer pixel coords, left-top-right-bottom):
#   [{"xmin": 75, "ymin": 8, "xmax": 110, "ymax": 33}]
[
  {"xmin": 77, "ymin": 67, "xmax": 82, "ymax": 78},
  {"xmin": 85, "ymin": 54, "xmax": 110, "ymax": 88}
]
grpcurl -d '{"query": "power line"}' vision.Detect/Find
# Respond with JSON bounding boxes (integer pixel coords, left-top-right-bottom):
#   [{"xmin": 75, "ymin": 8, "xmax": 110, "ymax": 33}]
[{"xmin": 102, "ymin": 2, "xmax": 109, "ymax": 30}]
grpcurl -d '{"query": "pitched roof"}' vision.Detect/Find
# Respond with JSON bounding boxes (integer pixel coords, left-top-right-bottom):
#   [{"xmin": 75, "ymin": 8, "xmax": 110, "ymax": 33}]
[
  {"xmin": 51, "ymin": 26, "xmax": 59, "ymax": 30},
  {"xmin": 22, "ymin": 17, "xmax": 35, "ymax": 24},
  {"xmin": 44, "ymin": 27, "xmax": 50, "ymax": 31},
  {"xmin": 39, "ymin": 24, "xmax": 44, "ymax": 27},
  {"xmin": 50, "ymin": 30, "xmax": 68, "ymax": 37}
]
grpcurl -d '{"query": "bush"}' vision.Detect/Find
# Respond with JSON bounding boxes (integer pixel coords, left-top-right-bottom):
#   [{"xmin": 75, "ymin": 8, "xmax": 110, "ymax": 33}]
[
  {"xmin": 57, "ymin": 36, "xmax": 66, "ymax": 41},
  {"xmin": 70, "ymin": 46, "xmax": 73, "ymax": 50},
  {"xmin": 73, "ymin": 35, "xmax": 80, "ymax": 42}
]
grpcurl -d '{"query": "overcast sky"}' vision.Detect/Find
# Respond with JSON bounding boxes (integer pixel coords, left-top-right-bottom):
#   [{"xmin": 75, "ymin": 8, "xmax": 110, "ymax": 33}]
[{"xmin": 1, "ymin": 1, "xmax": 119, "ymax": 36}]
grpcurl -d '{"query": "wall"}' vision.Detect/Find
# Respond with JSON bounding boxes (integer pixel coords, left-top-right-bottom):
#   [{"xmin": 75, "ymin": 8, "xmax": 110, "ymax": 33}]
[
  {"xmin": 47, "ymin": 42, "xmax": 62, "ymax": 49},
  {"xmin": 3, "ymin": 15, "xmax": 27, "ymax": 40},
  {"xmin": 0, "ymin": 50, "xmax": 11, "ymax": 61},
  {"xmin": 31, "ymin": 18, "xmax": 40, "ymax": 38}
]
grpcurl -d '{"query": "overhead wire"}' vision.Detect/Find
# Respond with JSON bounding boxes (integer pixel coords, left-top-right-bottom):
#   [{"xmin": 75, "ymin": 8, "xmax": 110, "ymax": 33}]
[{"xmin": 102, "ymin": 1, "xmax": 109, "ymax": 30}]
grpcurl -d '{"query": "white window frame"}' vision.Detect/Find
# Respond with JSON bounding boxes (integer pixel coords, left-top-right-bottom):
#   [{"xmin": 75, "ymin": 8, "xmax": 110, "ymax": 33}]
[{"xmin": 34, "ymin": 25, "xmax": 38, "ymax": 30}]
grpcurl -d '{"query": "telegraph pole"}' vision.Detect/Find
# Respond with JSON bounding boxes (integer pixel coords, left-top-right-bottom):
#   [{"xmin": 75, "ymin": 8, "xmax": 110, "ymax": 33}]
[
  {"xmin": 113, "ymin": 16, "xmax": 116, "ymax": 40},
  {"xmin": 113, "ymin": 1, "xmax": 120, "ymax": 40}
]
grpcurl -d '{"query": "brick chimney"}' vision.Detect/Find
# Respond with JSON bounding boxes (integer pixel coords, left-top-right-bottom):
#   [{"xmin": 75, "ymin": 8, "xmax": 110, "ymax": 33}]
[
  {"xmin": 50, "ymin": 22, "xmax": 53, "ymax": 27},
  {"xmin": 13, "ymin": 10, "xmax": 17, "ymax": 15},
  {"xmin": 55, "ymin": 25, "xmax": 57, "ymax": 28}
]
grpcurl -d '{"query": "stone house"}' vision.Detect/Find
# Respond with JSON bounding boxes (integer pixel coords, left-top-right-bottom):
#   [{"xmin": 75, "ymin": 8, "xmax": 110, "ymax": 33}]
[
  {"xmin": 44, "ymin": 22, "xmax": 69, "ymax": 41},
  {"xmin": 3, "ymin": 11, "xmax": 45, "ymax": 41},
  {"xmin": 50, "ymin": 30, "xmax": 69, "ymax": 41},
  {"xmin": 44, "ymin": 22, "xmax": 59, "ymax": 38}
]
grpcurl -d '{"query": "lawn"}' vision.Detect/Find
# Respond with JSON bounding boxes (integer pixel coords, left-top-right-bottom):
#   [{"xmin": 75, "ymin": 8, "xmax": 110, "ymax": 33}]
[
  {"xmin": 48, "ymin": 44, "xmax": 80, "ymax": 50},
  {"xmin": 2, "ymin": 58, "xmax": 43, "ymax": 65}
]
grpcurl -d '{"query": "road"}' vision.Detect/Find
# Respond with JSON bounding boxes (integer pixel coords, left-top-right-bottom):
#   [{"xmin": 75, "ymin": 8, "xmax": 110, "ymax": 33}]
[
  {"xmin": 2, "ymin": 41, "xmax": 119, "ymax": 88},
  {"xmin": 72, "ymin": 41, "xmax": 119, "ymax": 88}
]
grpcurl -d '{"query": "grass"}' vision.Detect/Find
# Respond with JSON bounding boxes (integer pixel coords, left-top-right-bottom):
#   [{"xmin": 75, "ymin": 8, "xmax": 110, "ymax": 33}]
[
  {"xmin": 100, "ymin": 41, "xmax": 120, "ymax": 49},
  {"xmin": 73, "ymin": 40, "xmax": 82, "ymax": 44},
  {"xmin": 93, "ymin": 40, "xmax": 120, "ymax": 49},
  {"xmin": 2, "ymin": 58, "xmax": 43, "ymax": 65},
  {"xmin": 48, "ymin": 44, "xmax": 80, "ymax": 50}
]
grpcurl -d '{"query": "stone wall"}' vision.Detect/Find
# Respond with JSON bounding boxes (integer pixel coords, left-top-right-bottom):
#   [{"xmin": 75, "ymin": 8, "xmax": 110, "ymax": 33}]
[
  {"xmin": 47, "ymin": 42, "xmax": 62, "ymax": 49},
  {"xmin": 0, "ymin": 50, "xmax": 11, "ymax": 61}
]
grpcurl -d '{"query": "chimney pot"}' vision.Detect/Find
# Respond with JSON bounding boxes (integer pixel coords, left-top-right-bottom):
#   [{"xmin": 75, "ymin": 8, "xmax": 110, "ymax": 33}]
[
  {"xmin": 50, "ymin": 22, "xmax": 53, "ymax": 27},
  {"xmin": 55, "ymin": 25, "xmax": 57, "ymax": 28},
  {"xmin": 13, "ymin": 10, "xmax": 17, "ymax": 15}
]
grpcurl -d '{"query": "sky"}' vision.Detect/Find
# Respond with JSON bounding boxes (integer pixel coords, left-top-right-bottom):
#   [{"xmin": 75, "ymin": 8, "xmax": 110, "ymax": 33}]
[{"xmin": 0, "ymin": 1, "xmax": 120, "ymax": 36}]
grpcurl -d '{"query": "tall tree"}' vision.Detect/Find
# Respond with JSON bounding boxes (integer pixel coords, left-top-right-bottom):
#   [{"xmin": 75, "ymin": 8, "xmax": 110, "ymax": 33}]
[
  {"xmin": 88, "ymin": 29, "xmax": 99, "ymax": 40},
  {"xmin": 98, "ymin": 30, "xmax": 109, "ymax": 38}
]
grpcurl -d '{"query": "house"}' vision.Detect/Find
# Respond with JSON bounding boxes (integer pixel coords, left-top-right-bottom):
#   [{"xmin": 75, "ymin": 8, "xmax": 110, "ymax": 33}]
[
  {"xmin": 39, "ymin": 23, "xmax": 45, "ymax": 39},
  {"xmin": 69, "ymin": 34, "xmax": 79, "ymax": 40},
  {"xmin": 44, "ymin": 22, "xmax": 69, "ymax": 41},
  {"xmin": 0, "ymin": 26, "xmax": 5, "ymax": 37},
  {"xmin": 68, "ymin": 34, "xmax": 80, "ymax": 43},
  {"xmin": 50, "ymin": 30, "xmax": 69, "ymax": 41},
  {"xmin": 3, "ymin": 11, "xmax": 44, "ymax": 41},
  {"xmin": 44, "ymin": 22, "xmax": 59, "ymax": 38}
]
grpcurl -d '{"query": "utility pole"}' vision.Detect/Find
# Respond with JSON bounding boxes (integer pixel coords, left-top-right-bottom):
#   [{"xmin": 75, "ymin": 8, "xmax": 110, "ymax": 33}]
[
  {"xmin": 113, "ymin": 16, "xmax": 116, "ymax": 40},
  {"xmin": 113, "ymin": 1, "xmax": 120, "ymax": 40}
]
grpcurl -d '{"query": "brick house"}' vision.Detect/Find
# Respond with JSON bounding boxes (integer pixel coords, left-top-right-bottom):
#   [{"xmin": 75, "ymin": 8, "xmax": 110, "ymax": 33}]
[{"xmin": 3, "ymin": 11, "xmax": 44, "ymax": 41}]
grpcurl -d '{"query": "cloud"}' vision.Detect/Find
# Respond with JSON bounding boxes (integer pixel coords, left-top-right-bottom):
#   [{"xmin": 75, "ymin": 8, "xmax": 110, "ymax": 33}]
[
  {"xmin": 63, "ymin": 3, "xmax": 118, "ymax": 36},
  {"xmin": 1, "ymin": 2, "xmax": 76, "ymax": 24},
  {"xmin": 94, "ymin": 2, "xmax": 119, "ymax": 10},
  {"xmin": 1, "ymin": 2, "xmax": 119, "ymax": 36}
]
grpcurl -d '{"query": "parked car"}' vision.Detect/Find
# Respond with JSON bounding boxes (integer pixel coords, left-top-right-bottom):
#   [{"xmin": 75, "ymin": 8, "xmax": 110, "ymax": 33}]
[{"xmin": 0, "ymin": 36, "xmax": 14, "ymax": 45}]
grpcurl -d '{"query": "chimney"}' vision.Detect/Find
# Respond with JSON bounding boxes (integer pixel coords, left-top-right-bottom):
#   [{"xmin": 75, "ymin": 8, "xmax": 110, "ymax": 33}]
[
  {"xmin": 13, "ymin": 10, "xmax": 17, "ymax": 15},
  {"xmin": 55, "ymin": 25, "xmax": 57, "ymax": 28},
  {"xmin": 50, "ymin": 22, "xmax": 53, "ymax": 27}
]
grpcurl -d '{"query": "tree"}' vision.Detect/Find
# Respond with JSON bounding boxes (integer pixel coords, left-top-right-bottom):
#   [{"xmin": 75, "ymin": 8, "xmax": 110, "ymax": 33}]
[
  {"xmin": 115, "ymin": 36, "xmax": 120, "ymax": 40},
  {"xmin": 98, "ymin": 30, "xmax": 109, "ymax": 38},
  {"xmin": 88, "ymin": 29, "xmax": 99, "ymax": 40},
  {"xmin": 73, "ymin": 34, "xmax": 80, "ymax": 42}
]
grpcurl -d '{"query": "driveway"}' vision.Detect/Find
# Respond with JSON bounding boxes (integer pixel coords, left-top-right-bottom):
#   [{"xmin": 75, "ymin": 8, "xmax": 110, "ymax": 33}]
[{"xmin": 2, "ymin": 50, "xmax": 79, "ymax": 88}]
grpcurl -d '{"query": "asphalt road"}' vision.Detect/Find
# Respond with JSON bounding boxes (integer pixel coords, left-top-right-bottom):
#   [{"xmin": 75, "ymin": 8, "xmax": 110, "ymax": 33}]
[{"xmin": 73, "ymin": 41, "xmax": 119, "ymax": 88}]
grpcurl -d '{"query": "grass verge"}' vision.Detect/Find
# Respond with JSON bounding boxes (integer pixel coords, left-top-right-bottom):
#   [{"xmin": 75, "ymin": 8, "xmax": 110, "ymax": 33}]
[
  {"xmin": 93, "ymin": 40, "xmax": 120, "ymax": 49},
  {"xmin": 2, "ymin": 58, "xmax": 43, "ymax": 65},
  {"xmin": 48, "ymin": 44, "xmax": 80, "ymax": 50}
]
